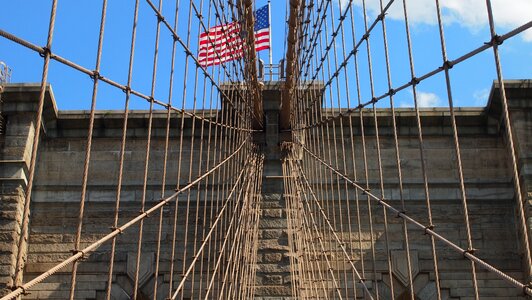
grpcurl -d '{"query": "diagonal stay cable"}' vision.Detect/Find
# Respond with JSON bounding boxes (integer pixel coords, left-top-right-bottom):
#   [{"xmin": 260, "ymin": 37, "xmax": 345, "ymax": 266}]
[
  {"xmin": 291, "ymin": 20, "xmax": 532, "ymax": 130},
  {"xmin": 141, "ymin": 0, "xmax": 257, "ymax": 125},
  {"xmin": 0, "ymin": 29, "xmax": 259, "ymax": 133},
  {"xmin": 202, "ymin": 153, "xmax": 262, "ymax": 299},
  {"xmin": 484, "ymin": 0, "xmax": 532, "ymax": 282},
  {"xmin": 287, "ymin": 158, "xmax": 345, "ymax": 300},
  {"xmin": 170, "ymin": 153, "xmax": 260, "ymax": 299},
  {"xmin": 203, "ymin": 152, "xmax": 262, "ymax": 299},
  {"xmin": 144, "ymin": 0, "xmax": 261, "ymax": 126},
  {"xmin": 12, "ymin": 0, "xmax": 58, "ymax": 289},
  {"xmin": 298, "ymin": 0, "xmax": 395, "ymax": 114},
  {"xmin": 299, "ymin": 143, "xmax": 532, "ymax": 296},
  {"xmin": 0, "ymin": 137, "xmax": 250, "ymax": 300},
  {"xmin": 289, "ymin": 156, "xmax": 374, "ymax": 299}
]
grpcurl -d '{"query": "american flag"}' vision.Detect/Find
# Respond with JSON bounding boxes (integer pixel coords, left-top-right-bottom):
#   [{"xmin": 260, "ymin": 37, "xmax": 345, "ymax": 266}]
[
  {"xmin": 198, "ymin": 4, "xmax": 271, "ymax": 67},
  {"xmin": 254, "ymin": 4, "xmax": 271, "ymax": 52}
]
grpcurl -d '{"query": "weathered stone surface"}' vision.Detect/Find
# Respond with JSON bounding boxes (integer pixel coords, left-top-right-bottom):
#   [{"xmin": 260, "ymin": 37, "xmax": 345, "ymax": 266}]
[
  {"xmin": 263, "ymin": 208, "xmax": 283, "ymax": 218},
  {"xmin": 263, "ymin": 253, "xmax": 283, "ymax": 263},
  {"xmin": 262, "ymin": 275, "xmax": 283, "ymax": 285},
  {"xmin": 0, "ymin": 82, "xmax": 530, "ymax": 299},
  {"xmin": 391, "ymin": 250, "xmax": 419, "ymax": 287},
  {"xmin": 126, "ymin": 252, "xmax": 154, "ymax": 288},
  {"xmin": 254, "ymin": 285, "xmax": 292, "ymax": 296},
  {"xmin": 261, "ymin": 229, "xmax": 284, "ymax": 239}
]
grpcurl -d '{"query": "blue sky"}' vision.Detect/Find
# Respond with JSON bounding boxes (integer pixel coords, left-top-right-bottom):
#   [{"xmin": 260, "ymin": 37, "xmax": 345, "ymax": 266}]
[{"xmin": 0, "ymin": 0, "xmax": 530, "ymax": 111}]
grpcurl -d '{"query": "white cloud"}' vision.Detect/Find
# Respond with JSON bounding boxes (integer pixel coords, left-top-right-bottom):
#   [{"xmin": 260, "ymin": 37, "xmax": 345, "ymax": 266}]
[
  {"xmin": 473, "ymin": 88, "xmax": 490, "ymax": 106},
  {"xmin": 339, "ymin": 0, "xmax": 350, "ymax": 11},
  {"xmin": 340, "ymin": 0, "xmax": 532, "ymax": 42},
  {"xmin": 400, "ymin": 90, "xmax": 441, "ymax": 107},
  {"xmin": 418, "ymin": 91, "xmax": 441, "ymax": 107}
]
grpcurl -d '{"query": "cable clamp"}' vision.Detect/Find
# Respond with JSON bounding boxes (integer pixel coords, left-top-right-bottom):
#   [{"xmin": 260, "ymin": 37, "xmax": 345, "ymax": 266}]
[
  {"xmin": 396, "ymin": 210, "xmax": 406, "ymax": 218},
  {"xmin": 110, "ymin": 226, "xmax": 123, "ymax": 234},
  {"xmin": 371, "ymin": 97, "xmax": 378, "ymax": 104},
  {"xmin": 463, "ymin": 248, "xmax": 476, "ymax": 257},
  {"xmin": 377, "ymin": 12, "xmax": 385, "ymax": 22},
  {"xmin": 424, "ymin": 224, "xmax": 434, "ymax": 234},
  {"xmin": 362, "ymin": 33, "xmax": 370, "ymax": 41},
  {"xmin": 389, "ymin": 88, "xmax": 396, "ymax": 96},
  {"xmin": 39, "ymin": 46, "xmax": 51, "ymax": 58},
  {"xmin": 410, "ymin": 77, "xmax": 420, "ymax": 85},
  {"xmin": 71, "ymin": 249, "xmax": 86, "ymax": 260},
  {"xmin": 443, "ymin": 60, "xmax": 454, "ymax": 70},
  {"xmin": 13, "ymin": 285, "xmax": 30, "ymax": 296},
  {"xmin": 157, "ymin": 14, "xmax": 165, "ymax": 22},
  {"xmin": 139, "ymin": 209, "xmax": 149, "ymax": 218},
  {"xmin": 490, "ymin": 34, "xmax": 503, "ymax": 46},
  {"xmin": 90, "ymin": 70, "xmax": 101, "ymax": 81},
  {"xmin": 122, "ymin": 85, "xmax": 131, "ymax": 94},
  {"xmin": 523, "ymin": 282, "xmax": 532, "ymax": 296}
]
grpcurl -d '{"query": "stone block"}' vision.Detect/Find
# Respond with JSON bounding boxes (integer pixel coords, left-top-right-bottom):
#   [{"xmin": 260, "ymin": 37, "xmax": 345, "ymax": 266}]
[
  {"xmin": 0, "ymin": 82, "xmax": 529, "ymax": 299},
  {"xmin": 259, "ymin": 219, "xmax": 287, "ymax": 229},
  {"xmin": 254, "ymin": 285, "xmax": 292, "ymax": 296},
  {"xmin": 263, "ymin": 253, "xmax": 283, "ymax": 263},
  {"xmin": 257, "ymin": 263, "xmax": 291, "ymax": 273},
  {"xmin": 262, "ymin": 229, "xmax": 283, "ymax": 239},
  {"xmin": 259, "ymin": 240, "xmax": 289, "ymax": 251},
  {"xmin": 263, "ymin": 209, "xmax": 283, "ymax": 218},
  {"xmin": 262, "ymin": 275, "xmax": 283, "ymax": 285}
]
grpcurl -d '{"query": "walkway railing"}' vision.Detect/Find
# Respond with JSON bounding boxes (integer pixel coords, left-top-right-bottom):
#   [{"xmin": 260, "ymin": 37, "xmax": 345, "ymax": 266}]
[{"xmin": 258, "ymin": 59, "xmax": 285, "ymax": 81}]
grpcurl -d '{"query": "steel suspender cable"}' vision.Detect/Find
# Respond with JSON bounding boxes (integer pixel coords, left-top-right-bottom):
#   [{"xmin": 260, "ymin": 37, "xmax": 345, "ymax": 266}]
[{"xmin": 1, "ymin": 0, "xmax": 531, "ymax": 299}]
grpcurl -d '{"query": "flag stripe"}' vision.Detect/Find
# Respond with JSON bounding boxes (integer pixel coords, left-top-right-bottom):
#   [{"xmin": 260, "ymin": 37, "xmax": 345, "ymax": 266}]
[
  {"xmin": 198, "ymin": 4, "xmax": 270, "ymax": 67},
  {"xmin": 199, "ymin": 26, "xmax": 240, "ymax": 44},
  {"xmin": 199, "ymin": 45, "xmax": 243, "ymax": 59},
  {"xmin": 199, "ymin": 37, "xmax": 242, "ymax": 55}
]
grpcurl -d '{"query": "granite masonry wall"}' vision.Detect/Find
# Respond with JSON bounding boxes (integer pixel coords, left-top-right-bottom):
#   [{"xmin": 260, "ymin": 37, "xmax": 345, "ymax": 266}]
[{"xmin": 0, "ymin": 80, "xmax": 530, "ymax": 299}]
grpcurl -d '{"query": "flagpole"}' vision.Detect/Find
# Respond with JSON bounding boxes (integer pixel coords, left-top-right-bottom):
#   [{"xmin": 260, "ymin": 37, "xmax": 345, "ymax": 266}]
[{"xmin": 268, "ymin": 0, "xmax": 273, "ymax": 79}]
